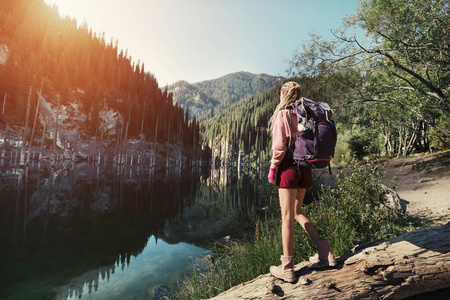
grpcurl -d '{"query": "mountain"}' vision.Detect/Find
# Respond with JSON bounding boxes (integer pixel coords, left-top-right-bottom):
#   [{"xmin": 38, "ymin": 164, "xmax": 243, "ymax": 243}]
[
  {"xmin": 168, "ymin": 71, "xmax": 285, "ymax": 120},
  {"xmin": 167, "ymin": 80, "xmax": 218, "ymax": 120}
]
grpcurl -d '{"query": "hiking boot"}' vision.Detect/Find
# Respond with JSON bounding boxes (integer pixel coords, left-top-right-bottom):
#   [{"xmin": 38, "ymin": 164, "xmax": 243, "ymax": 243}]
[
  {"xmin": 309, "ymin": 239, "xmax": 337, "ymax": 267},
  {"xmin": 270, "ymin": 255, "xmax": 295, "ymax": 282}
]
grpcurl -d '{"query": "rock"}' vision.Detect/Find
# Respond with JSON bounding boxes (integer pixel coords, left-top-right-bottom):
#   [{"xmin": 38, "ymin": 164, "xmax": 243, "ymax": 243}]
[
  {"xmin": 380, "ymin": 184, "xmax": 406, "ymax": 213},
  {"xmin": 418, "ymin": 177, "xmax": 435, "ymax": 184},
  {"xmin": 149, "ymin": 284, "xmax": 171, "ymax": 300},
  {"xmin": 194, "ymin": 254, "xmax": 214, "ymax": 271}
]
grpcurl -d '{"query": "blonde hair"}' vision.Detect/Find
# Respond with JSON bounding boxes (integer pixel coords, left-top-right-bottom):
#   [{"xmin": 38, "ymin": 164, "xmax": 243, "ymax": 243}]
[{"xmin": 268, "ymin": 81, "xmax": 302, "ymax": 135}]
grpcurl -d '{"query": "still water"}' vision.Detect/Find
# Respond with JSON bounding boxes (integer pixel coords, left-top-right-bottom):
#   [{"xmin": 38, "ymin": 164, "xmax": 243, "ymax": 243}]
[{"xmin": 0, "ymin": 160, "xmax": 267, "ymax": 299}]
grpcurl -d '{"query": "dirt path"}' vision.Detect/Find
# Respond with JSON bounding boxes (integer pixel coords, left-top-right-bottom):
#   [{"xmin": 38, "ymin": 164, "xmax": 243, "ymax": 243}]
[{"xmin": 381, "ymin": 150, "xmax": 450, "ymax": 226}]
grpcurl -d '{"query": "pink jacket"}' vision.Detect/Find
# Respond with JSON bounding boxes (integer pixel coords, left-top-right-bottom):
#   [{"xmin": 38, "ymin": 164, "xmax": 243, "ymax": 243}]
[{"xmin": 270, "ymin": 109, "xmax": 298, "ymax": 170}]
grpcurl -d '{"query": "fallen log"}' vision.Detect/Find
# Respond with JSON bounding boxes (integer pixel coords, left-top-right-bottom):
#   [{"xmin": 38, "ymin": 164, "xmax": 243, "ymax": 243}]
[{"xmin": 210, "ymin": 224, "xmax": 450, "ymax": 300}]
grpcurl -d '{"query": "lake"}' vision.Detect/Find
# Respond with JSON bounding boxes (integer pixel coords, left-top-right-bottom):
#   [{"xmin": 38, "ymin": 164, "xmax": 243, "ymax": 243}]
[{"xmin": 0, "ymin": 159, "xmax": 268, "ymax": 299}]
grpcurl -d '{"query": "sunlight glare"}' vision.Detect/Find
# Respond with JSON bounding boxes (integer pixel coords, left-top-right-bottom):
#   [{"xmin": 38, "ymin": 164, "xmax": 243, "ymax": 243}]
[{"xmin": 42, "ymin": 0, "xmax": 122, "ymax": 38}]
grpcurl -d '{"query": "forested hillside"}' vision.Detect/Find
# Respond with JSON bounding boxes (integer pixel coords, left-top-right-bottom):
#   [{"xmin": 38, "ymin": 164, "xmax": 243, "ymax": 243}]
[
  {"xmin": 168, "ymin": 71, "xmax": 284, "ymax": 121},
  {"xmin": 201, "ymin": 84, "xmax": 280, "ymax": 157},
  {"xmin": 0, "ymin": 0, "xmax": 199, "ymax": 149},
  {"xmin": 201, "ymin": 0, "xmax": 449, "ymax": 165}
]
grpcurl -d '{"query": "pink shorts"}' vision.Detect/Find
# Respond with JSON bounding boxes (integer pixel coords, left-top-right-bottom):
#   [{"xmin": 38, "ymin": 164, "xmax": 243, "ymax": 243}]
[{"xmin": 276, "ymin": 167, "xmax": 312, "ymax": 189}]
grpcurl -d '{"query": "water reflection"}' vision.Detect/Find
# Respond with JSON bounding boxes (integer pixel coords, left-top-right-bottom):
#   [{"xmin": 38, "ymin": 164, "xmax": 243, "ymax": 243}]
[
  {"xmin": 57, "ymin": 236, "xmax": 210, "ymax": 300},
  {"xmin": 0, "ymin": 161, "xmax": 265, "ymax": 299}
]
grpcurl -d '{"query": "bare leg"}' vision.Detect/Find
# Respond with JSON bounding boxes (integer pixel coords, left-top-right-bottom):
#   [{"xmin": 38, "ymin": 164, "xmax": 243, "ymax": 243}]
[
  {"xmin": 295, "ymin": 189, "xmax": 337, "ymax": 266},
  {"xmin": 294, "ymin": 188, "xmax": 320, "ymax": 242},
  {"xmin": 278, "ymin": 188, "xmax": 297, "ymax": 256}
]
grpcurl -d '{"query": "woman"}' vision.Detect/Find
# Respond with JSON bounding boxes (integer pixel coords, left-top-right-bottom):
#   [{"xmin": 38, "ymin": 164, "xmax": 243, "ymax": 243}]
[{"xmin": 267, "ymin": 81, "xmax": 336, "ymax": 283}]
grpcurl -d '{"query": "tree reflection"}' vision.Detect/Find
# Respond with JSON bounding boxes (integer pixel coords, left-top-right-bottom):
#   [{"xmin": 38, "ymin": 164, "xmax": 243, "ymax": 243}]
[{"xmin": 0, "ymin": 160, "xmax": 266, "ymax": 299}]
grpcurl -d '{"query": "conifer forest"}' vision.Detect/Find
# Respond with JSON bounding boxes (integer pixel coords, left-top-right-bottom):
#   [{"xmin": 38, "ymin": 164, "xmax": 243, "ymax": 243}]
[{"xmin": 0, "ymin": 0, "xmax": 199, "ymax": 165}]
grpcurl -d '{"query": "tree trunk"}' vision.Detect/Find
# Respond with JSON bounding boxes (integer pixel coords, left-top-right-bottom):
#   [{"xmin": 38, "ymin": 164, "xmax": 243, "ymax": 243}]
[
  {"xmin": 20, "ymin": 87, "xmax": 33, "ymax": 165},
  {"xmin": 397, "ymin": 126, "xmax": 403, "ymax": 158},
  {"xmin": 39, "ymin": 119, "xmax": 47, "ymax": 161},
  {"xmin": 2, "ymin": 92, "xmax": 6, "ymax": 114},
  {"xmin": 211, "ymin": 224, "xmax": 450, "ymax": 300},
  {"xmin": 29, "ymin": 83, "xmax": 43, "ymax": 163},
  {"xmin": 53, "ymin": 94, "xmax": 60, "ymax": 165},
  {"xmin": 382, "ymin": 132, "xmax": 393, "ymax": 157}
]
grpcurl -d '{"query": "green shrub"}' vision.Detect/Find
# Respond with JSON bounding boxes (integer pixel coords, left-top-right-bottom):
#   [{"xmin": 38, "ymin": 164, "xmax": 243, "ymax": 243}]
[
  {"xmin": 348, "ymin": 125, "xmax": 382, "ymax": 160},
  {"xmin": 170, "ymin": 161, "xmax": 430, "ymax": 299},
  {"xmin": 332, "ymin": 127, "xmax": 352, "ymax": 165},
  {"xmin": 305, "ymin": 162, "xmax": 400, "ymax": 256},
  {"xmin": 429, "ymin": 116, "xmax": 450, "ymax": 151}
]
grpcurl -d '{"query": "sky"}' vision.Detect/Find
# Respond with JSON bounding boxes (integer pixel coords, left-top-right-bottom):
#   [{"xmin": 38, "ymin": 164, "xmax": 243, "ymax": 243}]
[{"xmin": 42, "ymin": 0, "xmax": 360, "ymax": 86}]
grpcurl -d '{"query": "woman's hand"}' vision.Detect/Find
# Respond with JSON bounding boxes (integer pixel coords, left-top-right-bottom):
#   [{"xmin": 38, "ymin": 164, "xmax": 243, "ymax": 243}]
[{"xmin": 268, "ymin": 168, "xmax": 276, "ymax": 185}]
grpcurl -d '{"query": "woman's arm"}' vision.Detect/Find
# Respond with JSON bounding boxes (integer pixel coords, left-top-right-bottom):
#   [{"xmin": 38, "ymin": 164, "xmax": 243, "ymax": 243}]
[{"xmin": 270, "ymin": 110, "xmax": 288, "ymax": 170}]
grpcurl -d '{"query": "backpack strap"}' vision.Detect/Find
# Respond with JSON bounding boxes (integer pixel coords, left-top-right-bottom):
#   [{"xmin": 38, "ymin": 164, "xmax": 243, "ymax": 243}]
[
  {"xmin": 301, "ymin": 98, "xmax": 308, "ymax": 119},
  {"xmin": 283, "ymin": 105, "xmax": 296, "ymax": 155},
  {"xmin": 282, "ymin": 105, "xmax": 295, "ymax": 131},
  {"xmin": 287, "ymin": 107, "xmax": 292, "ymax": 126}
]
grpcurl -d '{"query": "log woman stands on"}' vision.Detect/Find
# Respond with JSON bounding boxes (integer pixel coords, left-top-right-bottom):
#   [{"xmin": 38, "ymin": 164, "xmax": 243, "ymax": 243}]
[{"xmin": 267, "ymin": 81, "xmax": 336, "ymax": 282}]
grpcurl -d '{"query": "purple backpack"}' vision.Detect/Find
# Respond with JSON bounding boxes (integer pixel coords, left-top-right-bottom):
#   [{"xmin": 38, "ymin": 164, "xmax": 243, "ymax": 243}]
[{"xmin": 288, "ymin": 97, "xmax": 337, "ymax": 170}]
